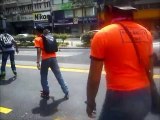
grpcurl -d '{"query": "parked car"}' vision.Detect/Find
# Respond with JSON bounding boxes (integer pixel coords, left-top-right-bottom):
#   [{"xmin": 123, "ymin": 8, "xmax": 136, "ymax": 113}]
[
  {"xmin": 17, "ymin": 33, "xmax": 29, "ymax": 37},
  {"xmin": 14, "ymin": 33, "xmax": 34, "ymax": 43},
  {"xmin": 153, "ymin": 39, "xmax": 160, "ymax": 65}
]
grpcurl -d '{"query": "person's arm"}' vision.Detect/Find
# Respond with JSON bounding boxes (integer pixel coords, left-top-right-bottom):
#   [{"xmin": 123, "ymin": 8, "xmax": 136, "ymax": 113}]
[
  {"xmin": 12, "ymin": 40, "xmax": 19, "ymax": 54},
  {"xmin": 86, "ymin": 58, "xmax": 103, "ymax": 117},
  {"xmin": 36, "ymin": 47, "xmax": 41, "ymax": 70},
  {"xmin": 148, "ymin": 55, "xmax": 153, "ymax": 81}
]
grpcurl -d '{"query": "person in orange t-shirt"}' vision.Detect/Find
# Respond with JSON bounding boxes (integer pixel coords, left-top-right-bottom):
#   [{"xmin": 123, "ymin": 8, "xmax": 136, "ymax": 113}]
[
  {"xmin": 86, "ymin": 0, "xmax": 153, "ymax": 120},
  {"xmin": 34, "ymin": 25, "xmax": 69, "ymax": 99}
]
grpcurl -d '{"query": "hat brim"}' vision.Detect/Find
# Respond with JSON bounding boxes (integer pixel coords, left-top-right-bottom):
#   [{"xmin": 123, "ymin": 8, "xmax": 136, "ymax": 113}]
[{"xmin": 114, "ymin": 6, "xmax": 137, "ymax": 10}]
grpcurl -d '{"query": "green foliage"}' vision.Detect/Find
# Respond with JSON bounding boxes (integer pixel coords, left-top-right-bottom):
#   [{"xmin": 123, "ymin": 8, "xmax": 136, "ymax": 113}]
[
  {"xmin": 80, "ymin": 31, "xmax": 97, "ymax": 46},
  {"xmin": 53, "ymin": 33, "xmax": 70, "ymax": 43},
  {"xmin": 18, "ymin": 41, "xmax": 34, "ymax": 47},
  {"xmin": 13, "ymin": 33, "xmax": 71, "ymax": 47}
]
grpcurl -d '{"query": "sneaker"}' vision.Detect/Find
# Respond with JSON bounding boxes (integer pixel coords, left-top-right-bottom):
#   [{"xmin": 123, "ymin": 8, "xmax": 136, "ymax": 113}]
[
  {"xmin": 13, "ymin": 70, "xmax": 17, "ymax": 76},
  {"xmin": 0, "ymin": 72, "xmax": 5, "ymax": 80},
  {"xmin": 0, "ymin": 75, "xmax": 5, "ymax": 80},
  {"xmin": 40, "ymin": 91, "xmax": 49, "ymax": 99},
  {"xmin": 64, "ymin": 92, "xmax": 69, "ymax": 100}
]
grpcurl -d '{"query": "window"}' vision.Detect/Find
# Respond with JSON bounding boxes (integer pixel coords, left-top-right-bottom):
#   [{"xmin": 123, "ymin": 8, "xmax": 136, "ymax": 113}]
[
  {"xmin": 64, "ymin": 10, "xmax": 73, "ymax": 18},
  {"xmin": 74, "ymin": 9, "xmax": 82, "ymax": 17},
  {"xmin": 63, "ymin": 0, "xmax": 69, "ymax": 3},
  {"xmin": 54, "ymin": 0, "xmax": 62, "ymax": 4},
  {"xmin": 86, "ymin": 7, "xmax": 95, "ymax": 16},
  {"xmin": 27, "ymin": 5, "xmax": 31, "ymax": 10},
  {"xmin": 34, "ymin": 4, "xmax": 37, "ymax": 9},
  {"xmin": 39, "ymin": 3, "xmax": 41, "ymax": 9},
  {"xmin": 47, "ymin": 2, "xmax": 50, "ymax": 7},
  {"xmin": 54, "ymin": 10, "xmax": 64, "ymax": 19},
  {"xmin": 44, "ymin": 2, "xmax": 46, "ymax": 8}
]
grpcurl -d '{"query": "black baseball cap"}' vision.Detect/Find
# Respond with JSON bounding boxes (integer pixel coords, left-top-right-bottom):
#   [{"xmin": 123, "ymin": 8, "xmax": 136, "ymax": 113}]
[{"xmin": 34, "ymin": 24, "xmax": 44, "ymax": 33}]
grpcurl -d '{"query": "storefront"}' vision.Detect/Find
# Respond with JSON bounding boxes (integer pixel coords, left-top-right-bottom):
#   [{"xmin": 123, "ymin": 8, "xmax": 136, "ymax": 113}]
[
  {"xmin": 53, "ymin": 16, "xmax": 98, "ymax": 34},
  {"xmin": 7, "ymin": 11, "xmax": 51, "ymax": 34}
]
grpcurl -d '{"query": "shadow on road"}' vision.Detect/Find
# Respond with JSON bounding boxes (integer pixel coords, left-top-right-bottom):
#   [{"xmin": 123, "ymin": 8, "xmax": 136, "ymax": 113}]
[
  {"xmin": 0, "ymin": 76, "xmax": 16, "ymax": 85},
  {"xmin": 32, "ymin": 97, "xmax": 66, "ymax": 117}
]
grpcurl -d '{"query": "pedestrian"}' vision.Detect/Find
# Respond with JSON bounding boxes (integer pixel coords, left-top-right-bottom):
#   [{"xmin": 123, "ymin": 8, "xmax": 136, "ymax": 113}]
[
  {"xmin": 33, "ymin": 25, "xmax": 69, "ymax": 100},
  {"xmin": 86, "ymin": 0, "xmax": 153, "ymax": 120},
  {"xmin": 0, "ymin": 28, "xmax": 19, "ymax": 80}
]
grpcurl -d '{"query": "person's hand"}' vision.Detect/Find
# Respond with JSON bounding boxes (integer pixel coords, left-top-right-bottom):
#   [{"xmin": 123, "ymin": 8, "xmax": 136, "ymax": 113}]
[
  {"xmin": 86, "ymin": 101, "xmax": 96, "ymax": 118},
  {"xmin": 37, "ymin": 63, "xmax": 41, "ymax": 70},
  {"xmin": 16, "ymin": 49, "xmax": 19, "ymax": 54}
]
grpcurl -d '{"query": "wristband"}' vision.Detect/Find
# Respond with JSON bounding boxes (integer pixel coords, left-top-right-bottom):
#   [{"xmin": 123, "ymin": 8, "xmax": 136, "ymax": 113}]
[{"xmin": 36, "ymin": 62, "xmax": 40, "ymax": 63}]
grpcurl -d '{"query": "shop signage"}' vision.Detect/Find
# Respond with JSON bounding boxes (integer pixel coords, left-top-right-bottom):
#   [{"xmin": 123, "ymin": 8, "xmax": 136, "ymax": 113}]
[
  {"xmin": 21, "ymin": 14, "xmax": 33, "ymax": 21},
  {"xmin": 54, "ymin": 18, "xmax": 73, "ymax": 25},
  {"xmin": 53, "ymin": 17, "xmax": 97, "ymax": 25},
  {"xmin": 78, "ymin": 17, "xmax": 97, "ymax": 23},
  {"xmin": 33, "ymin": 12, "xmax": 50, "ymax": 21},
  {"xmin": 73, "ymin": 17, "xmax": 78, "ymax": 24}
]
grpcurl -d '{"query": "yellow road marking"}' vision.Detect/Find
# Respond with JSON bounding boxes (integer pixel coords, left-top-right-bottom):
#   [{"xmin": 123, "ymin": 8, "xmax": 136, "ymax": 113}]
[
  {"xmin": 6, "ymin": 64, "xmax": 90, "ymax": 73},
  {"xmin": 153, "ymin": 74, "xmax": 160, "ymax": 78},
  {"xmin": 0, "ymin": 107, "xmax": 12, "ymax": 114},
  {"xmin": 54, "ymin": 118, "xmax": 61, "ymax": 120},
  {"xmin": 5, "ymin": 64, "xmax": 160, "ymax": 78}
]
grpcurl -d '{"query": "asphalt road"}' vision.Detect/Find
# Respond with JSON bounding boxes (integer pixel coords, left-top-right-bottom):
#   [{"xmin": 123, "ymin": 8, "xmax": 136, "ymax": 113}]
[
  {"xmin": 0, "ymin": 65, "xmax": 105, "ymax": 120},
  {"xmin": 0, "ymin": 48, "xmax": 160, "ymax": 120},
  {"xmin": 13, "ymin": 48, "xmax": 90, "ymax": 65}
]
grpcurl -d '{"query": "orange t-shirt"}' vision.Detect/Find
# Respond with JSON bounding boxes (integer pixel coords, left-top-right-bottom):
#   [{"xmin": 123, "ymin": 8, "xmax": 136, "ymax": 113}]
[
  {"xmin": 91, "ymin": 21, "xmax": 153, "ymax": 91},
  {"xmin": 34, "ymin": 35, "xmax": 56, "ymax": 60}
]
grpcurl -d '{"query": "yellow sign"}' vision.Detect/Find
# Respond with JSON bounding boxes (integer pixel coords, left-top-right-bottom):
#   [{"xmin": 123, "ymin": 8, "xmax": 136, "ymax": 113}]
[{"xmin": 134, "ymin": 9, "xmax": 160, "ymax": 19}]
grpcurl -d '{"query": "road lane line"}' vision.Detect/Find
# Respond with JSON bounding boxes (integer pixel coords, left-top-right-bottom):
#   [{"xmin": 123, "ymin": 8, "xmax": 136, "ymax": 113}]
[
  {"xmin": 6, "ymin": 64, "xmax": 90, "ymax": 73},
  {"xmin": 5, "ymin": 64, "xmax": 160, "ymax": 78},
  {"xmin": 0, "ymin": 107, "xmax": 12, "ymax": 114}
]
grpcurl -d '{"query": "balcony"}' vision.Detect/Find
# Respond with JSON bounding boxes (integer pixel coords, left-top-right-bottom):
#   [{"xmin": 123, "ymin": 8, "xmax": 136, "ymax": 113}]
[
  {"xmin": 32, "ymin": 0, "xmax": 50, "ymax": 4},
  {"xmin": 3, "ymin": 0, "xmax": 17, "ymax": 5}
]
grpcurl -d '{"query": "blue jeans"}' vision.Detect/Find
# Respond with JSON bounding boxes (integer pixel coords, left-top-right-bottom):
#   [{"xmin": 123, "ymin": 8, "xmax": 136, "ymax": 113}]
[
  {"xmin": 1, "ymin": 51, "xmax": 16, "ymax": 75},
  {"xmin": 99, "ymin": 87, "xmax": 151, "ymax": 120},
  {"xmin": 40, "ymin": 57, "xmax": 68, "ymax": 94}
]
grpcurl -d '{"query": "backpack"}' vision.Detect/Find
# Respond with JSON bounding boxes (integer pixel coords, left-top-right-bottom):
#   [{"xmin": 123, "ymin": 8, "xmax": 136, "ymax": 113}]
[
  {"xmin": 0, "ymin": 33, "xmax": 13, "ymax": 48},
  {"xmin": 42, "ymin": 34, "xmax": 58, "ymax": 53}
]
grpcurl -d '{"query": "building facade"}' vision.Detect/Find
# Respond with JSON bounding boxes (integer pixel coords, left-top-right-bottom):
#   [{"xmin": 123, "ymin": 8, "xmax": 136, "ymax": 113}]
[
  {"xmin": 0, "ymin": 0, "xmax": 159, "ymax": 35},
  {"xmin": 101, "ymin": 0, "xmax": 160, "ymax": 38},
  {"xmin": 134, "ymin": 0, "xmax": 160, "ymax": 39},
  {"xmin": 51, "ymin": 0, "xmax": 98, "ymax": 34},
  {"xmin": 0, "ymin": 0, "xmax": 51, "ymax": 34},
  {"xmin": 0, "ymin": 0, "xmax": 99, "ymax": 34}
]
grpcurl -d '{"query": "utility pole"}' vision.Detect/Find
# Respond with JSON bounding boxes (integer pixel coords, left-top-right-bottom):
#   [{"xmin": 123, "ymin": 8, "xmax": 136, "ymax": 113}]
[{"xmin": 49, "ymin": 0, "xmax": 54, "ymax": 33}]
